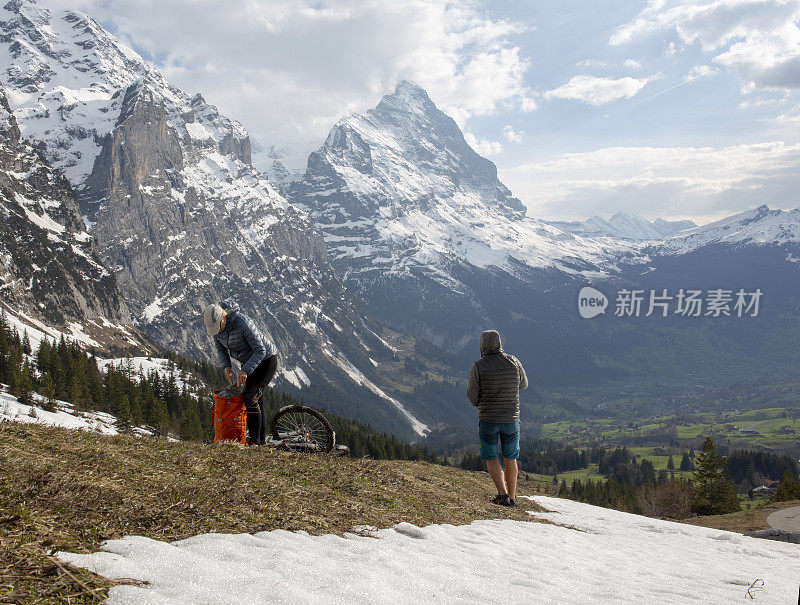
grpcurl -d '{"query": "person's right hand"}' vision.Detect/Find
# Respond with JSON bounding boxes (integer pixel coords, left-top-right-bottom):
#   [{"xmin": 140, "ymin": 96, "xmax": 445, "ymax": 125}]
[{"xmin": 224, "ymin": 367, "xmax": 235, "ymax": 385}]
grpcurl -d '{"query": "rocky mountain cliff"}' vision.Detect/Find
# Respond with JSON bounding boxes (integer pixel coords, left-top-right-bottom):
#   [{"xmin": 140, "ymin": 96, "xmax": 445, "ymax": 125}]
[
  {"xmin": 0, "ymin": 0, "xmax": 434, "ymax": 436},
  {"xmin": 0, "ymin": 89, "xmax": 144, "ymax": 351}
]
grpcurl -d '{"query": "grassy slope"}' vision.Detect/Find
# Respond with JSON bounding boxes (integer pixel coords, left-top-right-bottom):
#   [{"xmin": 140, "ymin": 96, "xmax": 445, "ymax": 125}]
[
  {"xmin": 680, "ymin": 499, "xmax": 800, "ymax": 533},
  {"xmin": 0, "ymin": 422, "xmax": 542, "ymax": 603}
]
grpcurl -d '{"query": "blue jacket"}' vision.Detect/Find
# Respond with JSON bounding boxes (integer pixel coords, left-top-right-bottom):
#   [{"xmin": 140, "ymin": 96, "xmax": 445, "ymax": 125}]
[{"xmin": 213, "ymin": 300, "xmax": 277, "ymax": 375}]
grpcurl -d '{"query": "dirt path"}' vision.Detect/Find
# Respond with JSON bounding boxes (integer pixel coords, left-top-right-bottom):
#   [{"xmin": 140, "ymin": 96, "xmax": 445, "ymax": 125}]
[{"xmin": 766, "ymin": 506, "xmax": 800, "ymax": 531}]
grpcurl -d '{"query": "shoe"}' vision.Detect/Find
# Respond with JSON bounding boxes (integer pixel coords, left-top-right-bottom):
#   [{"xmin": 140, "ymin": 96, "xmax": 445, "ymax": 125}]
[
  {"xmin": 506, "ymin": 497, "xmax": 518, "ymax": 508},
  {"xmin": 491, "ymin": 493, "xmax": 511, "ymax": 506}
]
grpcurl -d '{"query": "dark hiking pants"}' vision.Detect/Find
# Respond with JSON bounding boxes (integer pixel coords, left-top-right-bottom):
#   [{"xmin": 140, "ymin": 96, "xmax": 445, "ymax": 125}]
[{"xmin": 243, "ymin": 354, "xmax": 278, "ymax": 445}]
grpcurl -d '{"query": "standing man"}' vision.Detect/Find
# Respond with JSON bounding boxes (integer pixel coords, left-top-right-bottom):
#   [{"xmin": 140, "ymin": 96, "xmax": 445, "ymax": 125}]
[
  {"xmin": 204, "ymin": 300, "xmax": 278, "ymax": 445},
  {"xmin": 467, "ymin": 329, "xmax": 528, "ymax": 507}
]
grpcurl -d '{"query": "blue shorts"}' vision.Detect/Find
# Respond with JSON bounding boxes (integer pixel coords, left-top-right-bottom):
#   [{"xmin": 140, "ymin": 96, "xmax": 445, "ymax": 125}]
[{"xmin": 479, "ymin": 419, "xmax": 520, "ymax": 460}]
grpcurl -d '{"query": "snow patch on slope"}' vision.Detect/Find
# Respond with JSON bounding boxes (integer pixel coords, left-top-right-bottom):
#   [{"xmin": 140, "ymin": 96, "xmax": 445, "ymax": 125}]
[
  {"xmin": 95, "ymin": 357, "xmax": 194, "ymax": 391},
  {"xmin": 0, "ymin": 387, "xmax": 152, "ymax": 437},
  {"xmin": 58, "ymin": 495, "xmax": 799, "ymax": 603},
  {"xmin": 1, "ymin": 305, "xmax": 103, "ymax": 350},
  {"xmin": 325, "ymin": 348, "xmax": 429, "ymax": 436},
  {"xmin": 281, "ymin": 366, "xmax": 311, "ymax": 389}
]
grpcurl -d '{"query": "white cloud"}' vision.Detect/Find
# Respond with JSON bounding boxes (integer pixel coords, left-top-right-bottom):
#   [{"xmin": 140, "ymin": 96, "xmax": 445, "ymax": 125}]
[
  {"xmin": 519, "ymin": 97, "xmax": 538, "ymax": 112},
  {"xmin": 665, "ymin": 41, "xmax": 679, "ymax": 57},
  {"xmin": 611, "ymin": 0, "xmax": 800, "ymax": 92},
  {"xmin": 685, "ymin": 64, "xmax": 717, "ymax": 80},
  {"xmin": 576, "ymin": 59, "xmax": 609, "ymax": 67},
  {"xmin": 545, "ymin": 75, "xmax": 652, "ymax": 106},
  {"xmin": 464, "ymin": 131, "xmax": 503, "ymax": 156},
  {"xmin": 624, "ymin": 59, "xmax": 643, "ymax": 68},
  {"xmin": 502, "ymin": 141, "xmax": 800, "ymax": 222},
  {"xmin": 49, "ymin": 0, "xmax": 535, "ymax": 169},
  {"xmin": 501, "ymin": 125, "xmax": 523, "ymax": 143}
]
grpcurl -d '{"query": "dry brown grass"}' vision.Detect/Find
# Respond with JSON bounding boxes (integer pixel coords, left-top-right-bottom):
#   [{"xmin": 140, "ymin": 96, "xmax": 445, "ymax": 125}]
[
  {"xmin": 0, "ymin": 421, "xmax": 543, "ymax": 603},
  {"xmin": 680, "ymin": 499, "xmax": 800, "ymax": 533}
]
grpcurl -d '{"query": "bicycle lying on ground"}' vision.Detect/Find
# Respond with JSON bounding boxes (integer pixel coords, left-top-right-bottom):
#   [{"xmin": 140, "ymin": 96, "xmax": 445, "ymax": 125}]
[
  {"xmin": 268, "ymin": 403, "xmax": 335, "ymax": 453},
  {"xmin": 211, "ymin": 384, "xmax": 336, "ymax": 453}
]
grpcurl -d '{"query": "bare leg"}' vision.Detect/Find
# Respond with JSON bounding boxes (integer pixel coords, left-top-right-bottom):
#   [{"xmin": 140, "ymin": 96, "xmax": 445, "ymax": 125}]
[
  {"xmin": 505, "ymin": 459, "xmax": 518, "ymax": 500},
  {"xmin": 486, "ymin": 459, "xmax": 507, "ymax": 495}
]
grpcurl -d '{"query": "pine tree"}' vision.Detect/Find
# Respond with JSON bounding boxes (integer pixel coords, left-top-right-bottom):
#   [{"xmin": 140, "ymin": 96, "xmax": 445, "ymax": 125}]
[
  {"xmin": 68, "ymin": 371, "xmax": 88, "ymax": 410},
  {"xmin": 680, "ymin": 452, "xmax": 692, "ymax": 471},
  {"xmin": 149, "ymin": 397, "xmax": 171, "ymax": 437},
  {"xmin": 772, "ymin": 470, "xmax": 800, "ymax": 503},
  {"xmin": 116, "ymin": 394, "xmax": 132, "ymax": 434},
  {"xmin": 39, "ymin": 372, "xmax": 57, "ymax": 412},
  {"xmin": 667, "ymin": 455, "xmax": 675, "ymax": 471},
  {"xmin": 691, "ymin": 437, "xmax": 740, "ymax": 515},
  {"xmin": 12, "ymin": 359, "xmax": 34, "ymax": 406}
]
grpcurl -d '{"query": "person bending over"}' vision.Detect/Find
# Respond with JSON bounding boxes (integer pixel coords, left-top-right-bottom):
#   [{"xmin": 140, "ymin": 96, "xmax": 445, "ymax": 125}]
[{"xmin": 204, "ymin": 300, "xmax": 278, "ymax": 445}]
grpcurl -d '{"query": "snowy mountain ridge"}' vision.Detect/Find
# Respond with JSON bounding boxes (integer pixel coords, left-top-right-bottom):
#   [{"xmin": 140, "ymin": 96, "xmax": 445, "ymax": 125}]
[
  {"xmin": 658, "ymin": 205, "xmax": 800, "ymax": 253},
  {"xmin": 549, "ymin": 212, "xmax": 697, "ymax": 241},
  {"xmin": 292, "ymin": 80, "xmax": 800, "ymax": 290}
]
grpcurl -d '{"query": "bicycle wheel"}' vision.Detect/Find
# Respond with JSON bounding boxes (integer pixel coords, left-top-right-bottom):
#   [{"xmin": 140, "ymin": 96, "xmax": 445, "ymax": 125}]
[{"xmin": 270, "ymin": 405, "xmax": 335, "ymax": 453}]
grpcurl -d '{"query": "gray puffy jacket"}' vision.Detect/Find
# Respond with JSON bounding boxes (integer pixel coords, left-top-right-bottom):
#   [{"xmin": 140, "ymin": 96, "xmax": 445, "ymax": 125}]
[
  {"xmin": 467, "ymin": 330, "xmax": 528, "ymax": 423},
  {"xmin": 213, "ymin": 300, "xmax": 277, "ymax": 375}
]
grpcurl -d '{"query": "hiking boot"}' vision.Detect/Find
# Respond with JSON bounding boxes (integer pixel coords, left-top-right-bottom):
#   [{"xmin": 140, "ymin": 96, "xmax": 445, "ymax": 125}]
[
  {"xmin": 491, "ymin": 493, "xmax": 511, "ymax": 506},
  {"xmin": 505, "ymin": 497, "xmax": 518, "ymax": 508}
]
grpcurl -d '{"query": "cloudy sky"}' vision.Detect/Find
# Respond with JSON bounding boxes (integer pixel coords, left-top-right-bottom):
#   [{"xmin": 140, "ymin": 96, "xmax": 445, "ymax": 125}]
[{"xmin": 43, "ymin": 0, "xmax": 800, "ymax": 223}]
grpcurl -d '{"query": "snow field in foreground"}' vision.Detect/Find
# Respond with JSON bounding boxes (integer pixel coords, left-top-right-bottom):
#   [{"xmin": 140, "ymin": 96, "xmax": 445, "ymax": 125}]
[{"xmin": 58, "ymin": 495, "xmax": 799, "ymax": 604}]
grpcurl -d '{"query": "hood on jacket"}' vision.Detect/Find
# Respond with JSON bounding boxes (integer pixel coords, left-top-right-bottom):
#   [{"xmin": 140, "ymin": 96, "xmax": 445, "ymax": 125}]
[
  {"xmin": 480, "ymin": 330, "xmax": 502, "ymax": 355},
  {"xmin": 220, "ymin": 299, "xmax": 240, "ymax": 320}
]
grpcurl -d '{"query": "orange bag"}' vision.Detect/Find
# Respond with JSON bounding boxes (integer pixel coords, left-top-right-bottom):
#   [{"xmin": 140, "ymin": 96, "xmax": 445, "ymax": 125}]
[{"xmin": 212, "ymin": 388, "xmax": 247, "ymax": 444}]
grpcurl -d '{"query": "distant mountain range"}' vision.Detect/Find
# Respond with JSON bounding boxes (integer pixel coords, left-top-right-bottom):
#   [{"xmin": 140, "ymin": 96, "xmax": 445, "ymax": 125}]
[
  {"xmin": 2, "ymin": 0, "xmax": 800, "ymax": 434},
  {"xmin": 547, "ymin": 213, "xmax": 696, "ymax": 240}
]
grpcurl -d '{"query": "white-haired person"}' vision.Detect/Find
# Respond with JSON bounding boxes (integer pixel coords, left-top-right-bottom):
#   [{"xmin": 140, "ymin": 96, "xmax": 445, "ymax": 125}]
[{"xmin": 204, "ymin": 300, "xmax": 278, "ymax": 445}]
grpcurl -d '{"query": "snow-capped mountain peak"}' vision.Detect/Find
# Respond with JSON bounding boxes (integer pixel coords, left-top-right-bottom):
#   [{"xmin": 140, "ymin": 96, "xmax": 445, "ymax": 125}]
[
  {"xmin": 288, "ymin": 81, "xmax": 633, "ymax": 348},
  {"xmin": 290, "ymin": 81, "xmax": 625, "ymax": 287},
  {"xmin": 0, "ymin": 0, "xmax": 253, "ymax": 186},
  {"xmin": 376, "ymin": 80, "xmax": 434, "ymax": 115}
]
